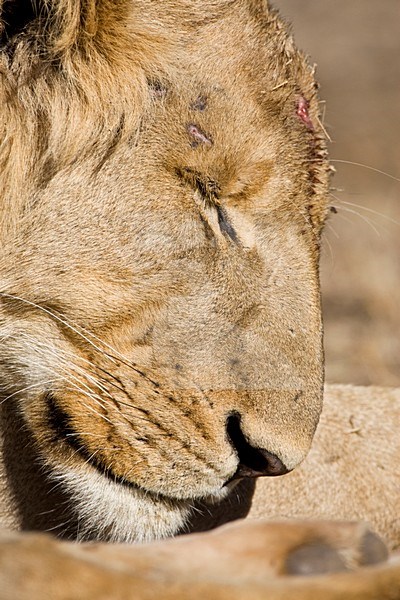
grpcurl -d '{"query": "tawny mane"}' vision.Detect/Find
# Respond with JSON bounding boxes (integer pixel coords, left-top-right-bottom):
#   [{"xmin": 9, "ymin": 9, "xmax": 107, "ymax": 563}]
[{"xmin": 0, "ymin": 0, "xmax": 165, "ymax": 237}]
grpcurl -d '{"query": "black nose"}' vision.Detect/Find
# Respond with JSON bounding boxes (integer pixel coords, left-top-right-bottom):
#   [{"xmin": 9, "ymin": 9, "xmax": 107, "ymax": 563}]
[{"xmin": 226, "ymin": 414, "xmax": 290, "ymax": 481}]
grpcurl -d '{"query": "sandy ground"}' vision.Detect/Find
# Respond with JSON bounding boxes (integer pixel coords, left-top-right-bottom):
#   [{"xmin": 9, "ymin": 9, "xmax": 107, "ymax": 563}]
[{"xmin": 277, "ymin": 0, "xmax": 400, "ymax": 386}]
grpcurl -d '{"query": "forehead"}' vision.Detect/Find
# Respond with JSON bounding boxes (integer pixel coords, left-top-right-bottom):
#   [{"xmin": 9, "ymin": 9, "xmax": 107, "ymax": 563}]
[
  {"xmin": 143, "ymin": 1, "xmax": 319, "ymax": 142},
  {"xmin": 131, "ymin": 1, "xmax": 326, "ymax": 231},
  {"xmin": 137, "ymin": 0, "xmax": 314, "ymax": 98},
  {"xmin": 149, "ymin": 8, "xmax": 316, "ymax": 202}
]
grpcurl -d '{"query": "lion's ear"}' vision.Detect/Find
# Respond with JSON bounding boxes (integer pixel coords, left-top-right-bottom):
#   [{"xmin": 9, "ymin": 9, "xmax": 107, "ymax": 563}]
[{"xmin": 0, "ymin": 1, "xmax": 129, "ymax": 53}]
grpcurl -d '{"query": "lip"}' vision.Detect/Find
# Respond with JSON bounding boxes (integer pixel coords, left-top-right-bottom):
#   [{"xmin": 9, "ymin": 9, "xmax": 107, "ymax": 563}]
[{"xmin": 224, "ymin": 459, "xmax": 291, "ymax": 487}]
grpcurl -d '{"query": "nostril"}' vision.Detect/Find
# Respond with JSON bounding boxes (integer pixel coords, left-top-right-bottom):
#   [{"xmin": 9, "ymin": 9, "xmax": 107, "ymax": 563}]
[{"xmin": 226, "ymin": 413, "xmax": 290, "ymax": 481}]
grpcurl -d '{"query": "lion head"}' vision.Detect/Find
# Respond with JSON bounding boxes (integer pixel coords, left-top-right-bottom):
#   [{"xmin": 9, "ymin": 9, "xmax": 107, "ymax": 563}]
[{"xmin": 0, "ymin": 0, "xmax": 330, "ymax": 542}]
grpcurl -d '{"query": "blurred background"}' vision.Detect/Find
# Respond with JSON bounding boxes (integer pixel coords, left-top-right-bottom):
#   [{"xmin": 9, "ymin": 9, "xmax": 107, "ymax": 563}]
[{"xmin": 277, "ymin": 0, "xmax": 400, "ymax": 387}]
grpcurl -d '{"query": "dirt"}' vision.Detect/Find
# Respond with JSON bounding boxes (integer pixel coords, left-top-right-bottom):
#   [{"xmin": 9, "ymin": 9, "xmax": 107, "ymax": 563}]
[{"xmin": 277, "ymin": 0, "xmax": 400, "ymax": 386}]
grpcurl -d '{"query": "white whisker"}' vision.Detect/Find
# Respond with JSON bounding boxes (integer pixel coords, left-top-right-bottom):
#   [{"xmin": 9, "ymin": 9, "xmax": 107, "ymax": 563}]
[
  {"xmin": 326, "ymin": 221, "xmax": 339, "ymax": 239},
  {"xmin": 0, "ymin": 380, "xmax": 56, "ymax": 405},
  {"xmin": 0, "ymin": 292, "xmax": 170, "ymax": 394},
  {"xmin": 0, "ymin": 292, "xmax": 123, "ymax": 365},
  {"xmin": 9, "ymin": 330, "xmax": 177, "ymax": 428},
  {"xmin": 321, "ymin": 233, "xmax": 334, "ymax": 269},
  {"xmin": 330, "ymin": 194, "xmax": 382, "ymax": 236},
  {"xmin": 338, "ymin": 199, "xmax": 400, "ymax": 227},
  {"xmin": 330, "ymin": 159, "xmax": 400, "ymax": 183}
]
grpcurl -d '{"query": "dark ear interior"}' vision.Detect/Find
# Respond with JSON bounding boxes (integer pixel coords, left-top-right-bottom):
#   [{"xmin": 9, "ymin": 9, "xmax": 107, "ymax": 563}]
[{"xmin": 0, "ymin": 0, "xmax": 41, "ymax": 45}]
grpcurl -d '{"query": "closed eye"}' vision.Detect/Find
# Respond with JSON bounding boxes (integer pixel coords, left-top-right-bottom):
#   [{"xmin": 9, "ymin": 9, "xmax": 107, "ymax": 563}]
[{"xmin": 176, "ymin": 167, "xmax": 238, "ymax": 242}]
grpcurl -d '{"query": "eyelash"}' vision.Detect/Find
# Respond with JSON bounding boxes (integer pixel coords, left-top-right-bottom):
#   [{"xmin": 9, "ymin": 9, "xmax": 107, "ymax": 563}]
[{"xmin": 216, "ymin": 205, "xmax": 237, "ymax": 242}]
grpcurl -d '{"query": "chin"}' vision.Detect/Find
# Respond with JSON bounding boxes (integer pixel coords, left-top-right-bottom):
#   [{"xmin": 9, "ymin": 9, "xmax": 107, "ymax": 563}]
[{"xmin": 52, "ymin": 465, "xmax": 194, "ymax": 543}]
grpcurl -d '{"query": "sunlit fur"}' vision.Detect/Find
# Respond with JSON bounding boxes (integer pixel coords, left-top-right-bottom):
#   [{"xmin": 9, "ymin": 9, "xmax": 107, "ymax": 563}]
[{"xmin": 0, "ymin": 0, "xmax": 330, "ymax": 542}]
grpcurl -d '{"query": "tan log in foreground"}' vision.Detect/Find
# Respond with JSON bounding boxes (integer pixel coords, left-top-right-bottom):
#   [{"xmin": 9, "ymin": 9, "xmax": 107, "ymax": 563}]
[{"xmin": 0, "ymin": 520, "xmax": 399, "ymax": 600}]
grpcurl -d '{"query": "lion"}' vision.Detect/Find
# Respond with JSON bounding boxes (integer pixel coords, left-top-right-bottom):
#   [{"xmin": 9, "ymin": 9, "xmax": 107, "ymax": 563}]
[{"xmin": 0, "ymin": 0, "xmax": 399, "ymax": 598}]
